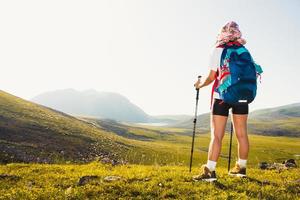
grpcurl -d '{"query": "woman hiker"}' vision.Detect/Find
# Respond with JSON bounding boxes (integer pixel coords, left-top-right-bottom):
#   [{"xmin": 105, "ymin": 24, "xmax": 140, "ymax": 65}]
[{"xmin": 193, "ymin": 21, "xmax": 254, "ymax": 182}]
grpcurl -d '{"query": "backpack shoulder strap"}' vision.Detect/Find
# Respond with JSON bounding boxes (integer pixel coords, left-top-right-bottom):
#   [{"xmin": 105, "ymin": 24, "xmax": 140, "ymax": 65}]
[{"xmin": 210, "ymin": 69, "xmax": 219, "ymax": 109}]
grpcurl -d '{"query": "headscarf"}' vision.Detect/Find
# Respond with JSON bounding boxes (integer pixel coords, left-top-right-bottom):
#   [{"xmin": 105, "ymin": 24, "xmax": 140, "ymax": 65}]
[{"xmin": 216, "ymin": 21, "xmax": 246, "ymax": 46}]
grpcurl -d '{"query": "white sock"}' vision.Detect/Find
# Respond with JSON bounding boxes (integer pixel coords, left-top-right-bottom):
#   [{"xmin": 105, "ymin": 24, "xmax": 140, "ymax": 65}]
[
  {"xmin": 206, "ymin": 160, "xmax": 217, "ymax": 171},
  {"xmin": 238, "ymin": 158, "xmax": 247, "ymax": 168}
]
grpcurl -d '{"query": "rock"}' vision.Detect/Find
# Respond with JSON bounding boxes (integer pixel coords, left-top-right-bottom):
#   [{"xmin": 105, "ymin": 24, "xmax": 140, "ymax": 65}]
[
  {"xmin": 282, "ymin": 159, "xmax": 297, "ymax": 168},
  {"xmin": 27, "ymin": 181, "xmax": 35, "ymax": 188},
  {"xmin": 291, "ymin": 179, "xmax": 300, "ymax": 184},
  {"xmin": 100, "ymin": 157, "xmax": 127, "ymax": 166},
  {"xmin": 143, "ymin": 177, "xmax": 151, "ymax": 182},
  {"xmin": 111, "ymin": 159, "xmax": 119, "ymax": 166},
  {"xmin": 78, "ymin": 175, "xmax": 99, "ymax": 186},
  {"xmin": 258, "ymin": 162, "xmax": 269, "ymax": 170},
  {"xmin": 259, "ymin": 160, "xmax": 297, "ymax": 170},
  {"xmin": 0, "ymin": 174, "xmax": 21, "ymax": 181},
  {"xmin": 65, "ymin": 186, "xmax": 73, "ymax": 196},
  {"xmin": 262, "ymin": 180, "xmax": 270, "ymax": 185},
  {"xmin": 112, "ymin": 159, "xmax": 127, "ymax": 166},
  {"xmin": 260, "ymin": 163, "xmax": 286, "ymax": 171},
  {"xmin": 126, "ymin": 177, "xmax": 151, "ymax": 183},
  {"xmin": 101, "ymin": 157, "xmax": 112, "ymax": 164},
  {"xmin": 271, "ymin": 163, "xmax": 286, "ymax": 170},
  {"xmin": 103, "ymin": 176, "xmax": 122, "ymax": 182}
]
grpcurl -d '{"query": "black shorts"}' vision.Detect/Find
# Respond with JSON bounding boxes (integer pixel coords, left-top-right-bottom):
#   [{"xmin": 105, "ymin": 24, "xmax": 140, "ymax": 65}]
[{"xmin": 212, "ymin": 99, "xmax": 249, "ymax": 116}]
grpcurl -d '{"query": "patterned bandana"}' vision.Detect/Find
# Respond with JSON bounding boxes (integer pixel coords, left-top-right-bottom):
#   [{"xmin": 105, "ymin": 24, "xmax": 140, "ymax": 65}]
[{"xmin": 216, "ymin": 21, "xmax": 246, "ymax": 46}]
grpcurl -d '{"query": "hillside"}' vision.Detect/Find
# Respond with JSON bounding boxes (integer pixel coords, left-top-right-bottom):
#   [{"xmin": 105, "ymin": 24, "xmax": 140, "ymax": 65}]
[
  {"xmin": 1, "ymin": 90, "xmax": 202, "ymax": 165},
  {"xmin": 247, "ymin": 103, "xmax": 300, "ymax": 137},
  {"xmin": 249, "ymin": 103, "xmax": 300, "ymax": 120},
  {"xmin": 1, "ymin": 90, "xmax": 300, "ymax": 166},
  {"xmin": 31, "ymin": 89, "xmax": 151, "ymax": 123},
  {"xmin": 0, "ymin": 162, "xmax": 299, "ymax": 199},
  {"xmin": 169, "ymin": 103, "xmax": 300, "ymax": 137},
  {"xmin": 0, "ymin": 90, "xmax": 131, "ymax": 163},
  {"xmin": 0, "ymin": 90, "xmax": 206, "ymax": 165},
  {"xmin": 166, "ymin": 112, "xmax": 211, "ymax": 133}
]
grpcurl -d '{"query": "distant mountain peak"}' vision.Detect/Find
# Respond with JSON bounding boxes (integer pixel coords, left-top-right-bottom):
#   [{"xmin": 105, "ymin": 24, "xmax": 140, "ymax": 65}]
[{"xmin": 31, "ymin": 88, "xmax": 150, "ymax": 123}]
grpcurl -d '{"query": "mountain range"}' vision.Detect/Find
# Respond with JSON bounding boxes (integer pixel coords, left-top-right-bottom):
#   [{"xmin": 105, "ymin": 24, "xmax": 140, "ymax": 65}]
[
  {"xmin": 31, "ymin": 89, "xmax": 152, "ymax": 123},
  {"xmin": 31, "ymin": 88, "xmax": 300, "ymax": 136}
]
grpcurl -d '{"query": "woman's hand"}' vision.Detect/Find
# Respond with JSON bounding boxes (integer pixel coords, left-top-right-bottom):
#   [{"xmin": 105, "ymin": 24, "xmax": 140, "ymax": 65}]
[
  {"xmin": 193, "ymin": 70, "xmax": 216, "ymax": 90},
  {"xmin": 194, "ymin": 79, "xmax": 201, "ymax": 89}
]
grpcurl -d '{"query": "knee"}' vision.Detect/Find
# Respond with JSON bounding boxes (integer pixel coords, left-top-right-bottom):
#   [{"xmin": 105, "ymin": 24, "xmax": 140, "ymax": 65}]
[
  {"xmin": 211, "ymin": 134, "xmax": 223, "ymax": 145},
  {"xmin": 236, "ymin": 131, "xmax": 248, "ymax": 141}
]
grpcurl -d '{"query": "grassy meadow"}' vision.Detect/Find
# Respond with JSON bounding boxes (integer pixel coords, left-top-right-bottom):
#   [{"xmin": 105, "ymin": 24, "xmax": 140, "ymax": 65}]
[
  {"xmin": 0, "ymin": 162, "xmax": 299, "ymax": 199},
  {"xmin": 1, "ymin": 126, "xmax": 299, "ymax": 199},
  {"xmin": 111, "ymin": 123, "xmax": 300, "ymax": 168}
]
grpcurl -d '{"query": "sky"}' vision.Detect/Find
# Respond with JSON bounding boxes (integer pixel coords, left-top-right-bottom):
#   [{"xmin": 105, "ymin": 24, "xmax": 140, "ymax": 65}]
[{"xmin": 0, "ymin": 0, "xmax": 299, "ymax": 116}]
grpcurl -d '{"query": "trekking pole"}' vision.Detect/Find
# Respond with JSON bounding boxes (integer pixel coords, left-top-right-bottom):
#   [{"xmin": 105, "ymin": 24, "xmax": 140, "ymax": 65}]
[
  {"xmin": 228, "ymin": 121, "xmax": 234, "ymax": 172},
  {"xmin": 189, "ymin": 75, "xmax": 201, "ymax": 172}
]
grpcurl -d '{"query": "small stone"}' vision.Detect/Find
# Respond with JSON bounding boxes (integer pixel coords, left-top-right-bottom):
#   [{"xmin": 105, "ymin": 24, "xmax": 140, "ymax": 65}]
[
  {"xmin": 290, "ymin": 179, "xmax": 300, "ymax": 184},
  {"xmin": 104, "ymin": 176, "xmax": 122, "ymax": 182},
  {"xmin": 78, "ymin": 176, "xmax": 99, "ymax": 186},
  {"xmin": 262, "ymin": 180, "xmax": 270, "ymax": 185},
  {"xmin": 111, "ymin": 160, "xmax": 119, "ymax": 166},
  {"xmin": 258, "ymin": 162, "xmax": 269, "ymax": 170},
  {"xmin": 283, "ymin": 159, "xmax": 297, "ymax": 168},
  {"xmin": 101, "ymin": 157, "xmax": 111, "ymax": 164},
  {"xmin": 273, "ymin": 163, "xmax": 286, "ymax": 170},
  {"xmin": 65, "ymin": 186, "xmax": 72, "ymax": 196},
  {"xmin": 143, "ymin": 177, "xmax": 151, "ymax": 182},
  {"xmin": 0, "ymin": 174, "xmax": 20, "ymax": 181},
  {"xmin": 27, "ymin": 181, "xmax": 35, "ymax": 188},
  {"xmin": 158, "ymin": 182, "xmax": 163, "ymax": 187}
]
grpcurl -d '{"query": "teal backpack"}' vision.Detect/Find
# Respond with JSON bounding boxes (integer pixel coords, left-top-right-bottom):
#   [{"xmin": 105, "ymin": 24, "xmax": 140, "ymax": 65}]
[{"xmin": 212, "ymin": 42, "xmax": 263, "ymax": 105}]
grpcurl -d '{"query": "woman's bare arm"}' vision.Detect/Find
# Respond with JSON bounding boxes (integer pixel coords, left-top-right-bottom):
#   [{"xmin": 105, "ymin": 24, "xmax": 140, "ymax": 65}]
[{"xmin": 194, "ymin": 70, "xmax": 217, "ymax": 89}]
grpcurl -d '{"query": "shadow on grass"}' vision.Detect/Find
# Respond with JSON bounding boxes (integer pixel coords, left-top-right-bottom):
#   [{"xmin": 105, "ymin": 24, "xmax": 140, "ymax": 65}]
[{"xmin": 213, "ymin": 181, "xmax": 228, "ymax": 189}]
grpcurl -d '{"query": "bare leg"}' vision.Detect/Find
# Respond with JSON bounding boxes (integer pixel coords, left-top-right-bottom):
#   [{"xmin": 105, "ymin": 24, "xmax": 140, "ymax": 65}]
[
  {"xmin": 208, "ymin": 114, "xmax": 228, "ymax": 161},
  {"xmin": 232, "ymin": 114, "xmax": 249, "ymax": 160}
]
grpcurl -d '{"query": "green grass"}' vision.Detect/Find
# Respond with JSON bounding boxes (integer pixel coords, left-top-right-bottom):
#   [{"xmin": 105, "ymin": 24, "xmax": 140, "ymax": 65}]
[
  {"xmin": 0, "ymin": 162, "xmax": 299, "ymax": 199},
  {"xmin": 248, "ymin": 118, "xmax": 300, "ymax": 137},
  {"xmin": 112, "ymin": 121, "xmax": 300, "ymax": 167}
]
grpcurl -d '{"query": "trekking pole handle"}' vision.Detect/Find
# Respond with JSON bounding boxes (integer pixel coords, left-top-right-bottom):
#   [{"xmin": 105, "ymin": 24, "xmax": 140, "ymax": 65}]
[
  {"xmin": 196, "ymin": 76, "xmax": 202, "ymax": 89},
  {"xmin": 196, "ymin": 75, "xmax": 201, "ymax": 99}
]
